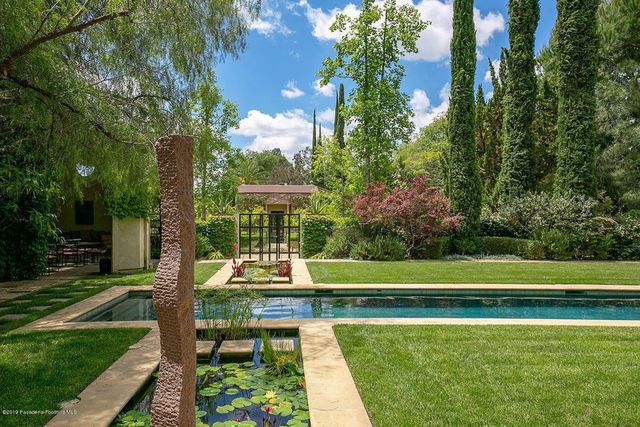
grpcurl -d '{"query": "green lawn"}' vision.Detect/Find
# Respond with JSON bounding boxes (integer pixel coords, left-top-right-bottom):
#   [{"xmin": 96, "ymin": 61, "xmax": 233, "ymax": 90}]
[
  {"xmin": 0, "ymin": 328, "xmax": 150, "ymax": 427},
  {"xmin": 335, "ymin": 325, "xmax": 640, "ymax": 426},
  {"xmin": 307, "ymin": 260, "xmax": 640, "ymax": 284},
  {"xmin": 0, "ymin": 262, "xmax": 223, "ymax": 334}
]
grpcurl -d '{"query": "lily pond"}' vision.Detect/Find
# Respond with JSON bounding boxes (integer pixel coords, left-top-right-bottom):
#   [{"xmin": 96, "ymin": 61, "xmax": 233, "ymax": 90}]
[{"xmin": 115, "ymin": 340, "xmax": 309, "ymax": 427}]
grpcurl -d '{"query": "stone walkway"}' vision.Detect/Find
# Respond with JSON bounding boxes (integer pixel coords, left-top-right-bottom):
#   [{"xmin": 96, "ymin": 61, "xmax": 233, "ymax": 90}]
[{"xmin": 0, "ymin": 264, "xmax": 98, "ymax": 302}]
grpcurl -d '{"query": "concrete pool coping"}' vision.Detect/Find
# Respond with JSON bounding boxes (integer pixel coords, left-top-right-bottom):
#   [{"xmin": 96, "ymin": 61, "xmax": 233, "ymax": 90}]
[{"xmin": 20, "ymin": 276, "xmax": 640, "ymax": 427}]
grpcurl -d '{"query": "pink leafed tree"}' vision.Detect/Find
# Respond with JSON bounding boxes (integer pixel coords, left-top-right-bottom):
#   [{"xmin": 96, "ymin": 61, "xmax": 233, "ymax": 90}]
[{"xmin": 352, "ymin": 175, "xmax": 463, "ymax": 257}]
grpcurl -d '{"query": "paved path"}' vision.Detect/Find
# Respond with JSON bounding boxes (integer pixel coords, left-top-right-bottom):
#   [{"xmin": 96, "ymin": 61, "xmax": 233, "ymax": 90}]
[{"xmin": 0, "ymin": 264, "xmax": 98, "ymax": 302}]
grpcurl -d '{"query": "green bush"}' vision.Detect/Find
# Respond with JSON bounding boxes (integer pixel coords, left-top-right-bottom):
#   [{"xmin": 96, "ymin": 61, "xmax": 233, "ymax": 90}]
[
  {"xmin": 196, "ymin": 216, "xmax": 236, "ymax": 258},
  {"xmin": 481, "ymin": 237, "xmax": 543, "ymax": 259},
  {"xmin": 537, "ymin": 230, "xmax": 576, "ymax": 260},
  {"xmin": 612, "ymin": 214, "xmax": 640, "ymax": 259},
  {"xmin": 412, "ymin": 238, "xmax": 450, "ymax": 259},
  {"xmin": 480, "ymin": 209, "xmax": 515, "ymax": 237},
  {"xmin": 349, "ymin": 235, "xmax": 406, "ymax": 261},
  {"xmin": 323, "ymin": 223, "xmax": 364, "ymax": 259},
  {"xmin": 498, "ymin": 192, "xmax": 597, "ymax": 237},
  {"xmin": 195, "ymin": 233, "xmax": 214, "ymax": 259},
  {"xmin": 302, "ymin": 216, "xmax": 335, "ymax": 258}
]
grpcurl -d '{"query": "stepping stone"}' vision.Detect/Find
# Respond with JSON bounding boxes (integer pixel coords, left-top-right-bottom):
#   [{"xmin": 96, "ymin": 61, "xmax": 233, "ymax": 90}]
[
  {"xmin": 30, "ymin": 306, "xmax": 51, "ymax": 312},
  {"xmin": 67, "ymin": 292, "xmax": 87, "ymax": 296},
  {"xmin": 218, "ymin": 340, "xmax": 255, "ymax": 356},
  {"xmin": 48, "ymin": 298, "xmax": 71, "ymax": 303},
  {"xmin": 12, "ymin": 300, "xmax": 31, "ymax": 304},
  {"xmin": 0, "ymin": 313, "xmax": 28, "ymax": 321},
  {"xmin": 270, "ymin": 277, "xmax": 290, "ymax": 284},
  {"xmin": 260, "ymin": 339, "xmax": 295, "ymax": 353},
  {"xmin": 196, "ymin": 341, "xmax": 216, "ymax": 357}
]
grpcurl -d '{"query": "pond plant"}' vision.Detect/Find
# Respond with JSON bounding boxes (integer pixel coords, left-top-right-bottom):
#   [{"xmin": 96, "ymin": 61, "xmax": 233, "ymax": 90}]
[
  {"xmin": 196, "ymin": 285, "xmax": 263, "ymax": 342},
  {"xmin": 116, "ymin": 336, "xmax": 309, "ymax": 427}
]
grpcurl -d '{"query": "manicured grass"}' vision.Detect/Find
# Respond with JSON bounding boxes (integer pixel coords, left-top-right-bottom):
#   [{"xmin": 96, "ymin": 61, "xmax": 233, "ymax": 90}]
[
  {"xmin": 335, "ymin": 325, "xmax": 640, "ymax": 426},
  {"xmin": 0, "ymin": 328, "xmax": 150, "ymax": 427},
  {"xmin": 83, "ymin": 261, "xmax": 224, "ymax": 286},
  {"xmin": 0, "ymin": 262, "xmax": 223, "ymax": 334},
  {"xmin": 307, "ymin": 260, "xmax": 640, "ymax": 284}
]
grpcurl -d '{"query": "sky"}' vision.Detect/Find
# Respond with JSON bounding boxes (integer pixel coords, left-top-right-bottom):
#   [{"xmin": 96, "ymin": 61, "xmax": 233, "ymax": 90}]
[{"xmin": 215, "ymin": 0, "xmax": 558, "ymax": 159}]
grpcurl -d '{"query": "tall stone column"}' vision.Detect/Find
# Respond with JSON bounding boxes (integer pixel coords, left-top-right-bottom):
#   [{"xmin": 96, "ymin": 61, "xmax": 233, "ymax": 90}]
[{"xmin": 151, "ymin": 135, "xmax": 196, "ymax": 426}]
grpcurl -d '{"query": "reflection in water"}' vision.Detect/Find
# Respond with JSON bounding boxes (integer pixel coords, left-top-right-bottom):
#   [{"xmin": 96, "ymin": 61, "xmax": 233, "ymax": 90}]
[{"xmin": 79, "ymin": 293, "xmax": 640, "ymax": 322}]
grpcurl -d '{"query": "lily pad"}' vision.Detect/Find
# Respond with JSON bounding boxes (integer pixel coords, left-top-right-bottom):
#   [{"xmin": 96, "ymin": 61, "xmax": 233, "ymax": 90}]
[
  {"xmin": 231, "ymin": 397, "xmax": 253, "ymax": 408},
  {"xmin": 215, "ymin": 404, "xmax": 235, "ymax": 414}
]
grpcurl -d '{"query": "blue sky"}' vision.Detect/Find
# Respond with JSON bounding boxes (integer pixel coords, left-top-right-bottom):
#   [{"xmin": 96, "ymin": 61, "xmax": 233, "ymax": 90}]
[{"xmin": 216, "ymin": 0, "xmax": 557, "ymax": 158}]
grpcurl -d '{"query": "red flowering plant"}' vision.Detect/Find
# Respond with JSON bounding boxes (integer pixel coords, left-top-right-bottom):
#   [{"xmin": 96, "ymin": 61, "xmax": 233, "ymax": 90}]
[
  {"xmin": 231, "ymin": 258, "xmax": 245, "ymax": 278},
  {"xmin": 352, "ymin": 175, "xmax": 463, "ymax": 258},
  {"xmin": 277, "ymin": 259, "xmax": 292, "ymax": 278}
]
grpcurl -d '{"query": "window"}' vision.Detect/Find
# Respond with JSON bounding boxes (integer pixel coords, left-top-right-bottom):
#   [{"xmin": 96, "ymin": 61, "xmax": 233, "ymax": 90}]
[{"xmin": 75, "ymin": 201, "xmax": 94, "ymax": 225}]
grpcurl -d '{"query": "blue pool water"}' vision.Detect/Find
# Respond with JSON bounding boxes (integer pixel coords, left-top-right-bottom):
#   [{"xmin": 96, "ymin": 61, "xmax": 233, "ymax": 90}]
[{"xmin": 74, "ymin": 290, "xmax": 640, "ymax": 321}]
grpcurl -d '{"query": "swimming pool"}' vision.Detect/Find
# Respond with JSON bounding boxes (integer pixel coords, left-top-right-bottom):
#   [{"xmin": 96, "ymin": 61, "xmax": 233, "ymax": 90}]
[{"xmin": 73, "ymin": 290, "xmax": 640, "ymax": 322}]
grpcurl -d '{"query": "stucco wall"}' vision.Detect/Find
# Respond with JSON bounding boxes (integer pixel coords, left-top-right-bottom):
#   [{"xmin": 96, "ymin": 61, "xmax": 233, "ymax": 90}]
[
  {"xmin": 112, "ymin": 217, "xmax": 150, "ymax": 272},
  {"xmin": 58, "ymin": 185, "xmax": 111, "ymax": 239}
]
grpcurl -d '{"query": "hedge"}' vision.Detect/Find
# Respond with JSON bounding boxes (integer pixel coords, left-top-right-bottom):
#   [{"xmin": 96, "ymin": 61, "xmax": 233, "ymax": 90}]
[
  {"xmin": 196, "ymin": 216, "xmax": 236, "ymax": 258},
  {"xmin": 481, "ymin": 236, "xmax": 544, "ymax": 259},
  {"xmin": 413, "ymin": 237, "xmax": 451, "ymax": 259},
  {"xmin": 301, "ymin": 216, "xmax": 335, "ymax": 258}
]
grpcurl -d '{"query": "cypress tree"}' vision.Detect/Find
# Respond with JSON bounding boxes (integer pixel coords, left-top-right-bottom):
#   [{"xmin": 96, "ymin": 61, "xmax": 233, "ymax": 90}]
[
  {"xmin": 334, "ymin": 92, "xmax": 339, "ymax": 130},
  {"xmin": 318, "ymin": 124, "xmax": 322, "ymax": 146},
  {"xmin": 554, "ymin": 0, "xmax": 598, "ymax": 195},
  {"xmin": 448, "ymin": 0, "xmax": 482, "ymax": 246},
  {"xmin": 335, "ymin": 83, "xmax": 346, "ymax": 148},
  {"xmin": 494, "ymin": 0, "xmax": 540, "ymax": 204},
  {"xmin": 312, "ymin": 109, "xmax": 317, "ymax": 152},
  {"xmin": 475, "ymin": 85, "xmax": 487, "ymax": 181}
]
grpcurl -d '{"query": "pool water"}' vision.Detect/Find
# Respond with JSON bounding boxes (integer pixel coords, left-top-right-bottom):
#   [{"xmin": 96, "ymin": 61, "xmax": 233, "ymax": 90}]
[{"xmin": 75, "ymin": 291, "xmax": 640, "ymax": 322}]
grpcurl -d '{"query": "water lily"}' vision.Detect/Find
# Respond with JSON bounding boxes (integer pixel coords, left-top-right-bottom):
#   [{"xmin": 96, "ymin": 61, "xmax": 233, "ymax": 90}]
[
  {"xmin": 264, "ymin": 390, "xmax": 278, "ymax": 400},
  {"xmin": 264, "ymin": 405, "xmax": 273, "ymax": 414}
]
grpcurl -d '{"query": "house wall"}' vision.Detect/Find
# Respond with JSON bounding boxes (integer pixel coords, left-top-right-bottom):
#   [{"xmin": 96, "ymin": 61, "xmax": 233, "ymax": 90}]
[
  {"xmin": 265, "ymin": 204, "xmax": 290, "ymax": 213},
  {"xmin": 112, "ymin": 217, "xmax": 150, "ymax": 272},
  {"xmin": 58, "ymin": 185, "xmax": 111, "ymax": 240}
]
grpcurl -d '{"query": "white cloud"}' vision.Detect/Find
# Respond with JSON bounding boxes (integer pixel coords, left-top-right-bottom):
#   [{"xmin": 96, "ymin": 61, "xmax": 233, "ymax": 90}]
[
  {"xmin": 484, "ymin": 59, "xmax": 500, "ymax": 82},
  {"xmin": 281, "ymin": 81, "xmax": 305, "ymax": 99},
  {"xmin": 298, "ymin": 0, "xmax": 360, "ymax": 41},
  {"xmin": 317, "ymin": 108, "xmax": 335, "ymax": 124},
  {"xmin": 249, "ymin": 6, "xmax": 292, "ymax": 36},
  {"xmin": 410, "ymin": 83, "xmax": 450, "ymax": 130},
  {"xmin": 313, "ymin": 79, "xmax": 336, "ymax": 97},
  {"xmin": 299, "ymin": 0, "xmax": 504, "ymax": 62},
  {"xmin": 232, "ymin": 109, "xmax": 313, "ymax": 158}
]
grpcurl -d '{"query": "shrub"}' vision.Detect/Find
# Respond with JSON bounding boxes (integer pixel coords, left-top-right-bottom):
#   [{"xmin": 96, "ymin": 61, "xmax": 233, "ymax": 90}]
[
  {"xmin": 498, "ymin": 192, "xmax": 597, "ymax": 237},
  {"xmin": 536, "ymin": 229, "xmax": 575, "ymax": 260},
  {"xmin": 481, "ymin": 237, "xmax": 543, "ymax": 259},
  {"xmin": 612, "ymin": 214, "xmax": 640, "ymax": 259},
  {"xmin": 196, "ymin": 216, "xmax": 236, "ymax": 258},
  {"xmin": 323, "ymin": 223, "xmax": 364, "ymax": 259},
  {"xmin": 195, "ymin": 233, "xmax": 214, "ymax": 259},
  {"xmin": 480, "ymin": 209, "xmax": 514, "ymax": 237},
  {"xmin": 349, "ymin": 235, "xmax": 406, "ymax": 261},
  {"xmin": 301, "ymin": 216, "xmax": 335, "ymax": 258},
  {"xmin": 352, "ymin": 176, "xmax": 462, "ymax": 258},
  {"xmin": 412, "ymin": 237, "xmax": 450, "ymax": 259}
]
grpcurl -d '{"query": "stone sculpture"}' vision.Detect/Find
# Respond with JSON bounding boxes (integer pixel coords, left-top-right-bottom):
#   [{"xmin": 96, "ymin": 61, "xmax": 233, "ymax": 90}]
[{"xmin": 151, "ymin": 135, "xmax": 196, "ymax": 426}]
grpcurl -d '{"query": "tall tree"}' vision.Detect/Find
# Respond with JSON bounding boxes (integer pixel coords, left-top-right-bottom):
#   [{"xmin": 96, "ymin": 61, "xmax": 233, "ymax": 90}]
[
  {"xmin": 595, "ymin": 0, "xmax": 640, "ymax": 209},
  {"xmin": 318, "ymin": 0, "xmax": 427, "ymax": 185},
  {"xmin": 448, "ymin": 0, "xmax": 482, "ymax": 246},
  {"xmin": 0, "ymin": 0, "xmax": 258, "ymax": 279},
  {"xmin": 475, "ymin": 85, "xmax": 488, "ymax": 187},
  {"xmin": 191, "ymin": 71, "xmax": 239, "ymax": 220},
  {"xmin": 554, "ymin": 0, "xmax": 599, "ymax": 195},
  {"xmin": 494, "ymin": 0, "xmax": 540, "ymax": 204},
  {"xmin": 335, "ymin": 83, "xmax": 346, "ymax": 148},
  {"xmin": 481, "ymin": 55, "xmax": 507, "ymax": 197}
]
